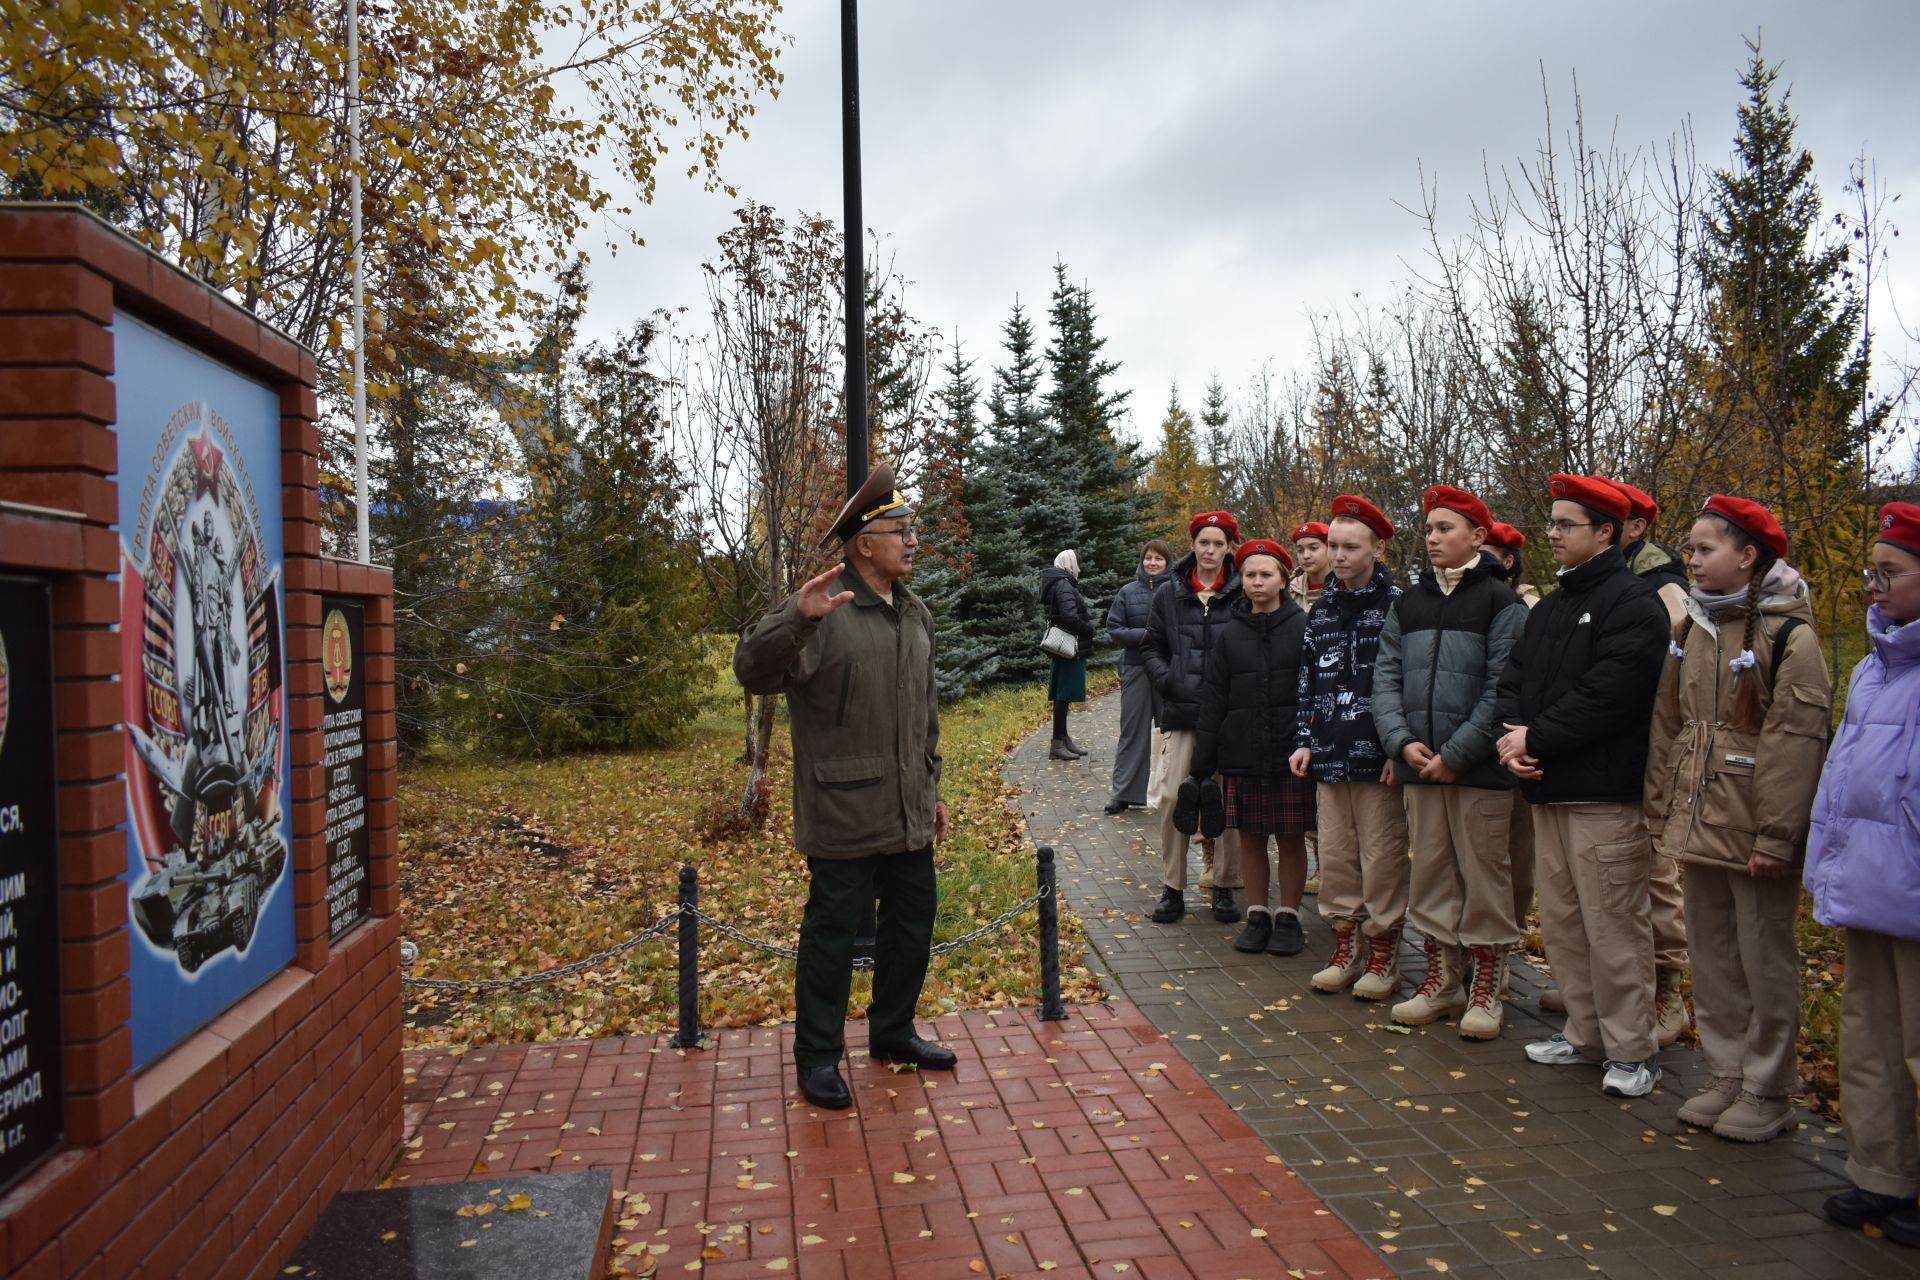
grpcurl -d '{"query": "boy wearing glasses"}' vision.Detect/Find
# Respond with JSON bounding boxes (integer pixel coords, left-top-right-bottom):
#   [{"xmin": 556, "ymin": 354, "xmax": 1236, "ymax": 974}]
[{"xmin": 1494, "ymin": 475, "xmax": 1671, "ymax": 1097}]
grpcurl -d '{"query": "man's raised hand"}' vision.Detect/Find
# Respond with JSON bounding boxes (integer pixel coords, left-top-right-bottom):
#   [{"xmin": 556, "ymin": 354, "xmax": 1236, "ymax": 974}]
[{"xmin": 795, "ymin": 562, "xmax": 856, "ymax": 620}]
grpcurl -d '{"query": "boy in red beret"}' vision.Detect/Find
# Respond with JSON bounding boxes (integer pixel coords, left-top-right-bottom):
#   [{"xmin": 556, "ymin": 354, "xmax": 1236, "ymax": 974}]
[
  {"xmin": 1143, "ymin": 511, "xmax": 1245, "ymax": 924},
  {"xmin": 1495, "ymin": 475, "xmax": 1671, "ymax": 1097},
  {"xmin": 1292, "ymin": 496, "xmax": 1411, "ymax": 998},
  {"xmin": 1646, "ymin": 494, "xmax": 1829, "ymax": 1142},
  {"xmin": 1373, "ymin": 484, "xmax": 1529, "ymax": 1037}
]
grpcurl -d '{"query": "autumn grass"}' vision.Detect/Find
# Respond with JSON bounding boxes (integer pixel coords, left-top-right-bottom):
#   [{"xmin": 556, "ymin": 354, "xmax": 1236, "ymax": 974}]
[{"xmin": 397, "ymin": 669, "xmax": 1118, "ymax": 1048}]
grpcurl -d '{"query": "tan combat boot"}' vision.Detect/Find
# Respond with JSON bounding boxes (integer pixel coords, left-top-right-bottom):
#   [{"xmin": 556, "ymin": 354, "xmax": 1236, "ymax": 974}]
[
  {"xmin": 1391, "ymin": 937, "xmax": 1466, "ymax": 1026},
  {"xmin": 1712, "ymin": 1091, "xmax": 1794, "ymax": 1143},
  {"xmin": 1458, "ymin": 945, "xmax": 1506, "ymax": 1040},
  {"xmin": 1351, "ymin": 928, "xmax": 1402, "ymax": 1001},
  {"xmin": 1654, "ymin": 968, "xmax": 1691, "ymax": 1048},
  {"xmin": 1676, "ymin": 1076, "xmax": 1742, "ymax": 1129},
  {"xmin": 1311, "ymin": 924, "xmax": 1365, "ymax": 993}
]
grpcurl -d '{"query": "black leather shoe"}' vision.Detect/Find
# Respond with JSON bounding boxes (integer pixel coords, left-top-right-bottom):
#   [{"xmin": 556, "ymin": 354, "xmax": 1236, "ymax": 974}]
[
  {"xmin": 1104, "ymin": 799, "xmax": 1129, "ymax": 816},
  {"xmin": 796, "ymin": 1064, "xmax": 852, "ymax": 1109},
  {"xmin": 1151, "ymin": 886, "xmax": 1187, "ymax": 923},
  {"xmin": 1210, "ymin": 885, "xmax": 1241, "ymax": 923},
  {"xmin": 868, "ymin": 1036, "xmax": 958, "ymax": 1070},
  {"xmin": 1823, "ymin": 1186, "xmax": 1915, "ymax": 1229},
  {"xmin": 1885, "ymin": 1205, "xmax": 1920, "ymax": 1247}
]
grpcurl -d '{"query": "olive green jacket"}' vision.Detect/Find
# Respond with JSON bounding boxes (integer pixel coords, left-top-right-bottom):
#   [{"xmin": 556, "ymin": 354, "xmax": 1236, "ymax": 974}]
[{"xmin": 733, "ymin": 564, "xmax": 942, "ymax": 859}]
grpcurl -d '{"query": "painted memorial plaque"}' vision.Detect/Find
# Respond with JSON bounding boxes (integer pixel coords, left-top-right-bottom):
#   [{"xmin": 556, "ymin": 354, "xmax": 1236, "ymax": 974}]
[{"xmin": 116, "ymin": 312, "xmax": 294, "ymax": 1068}]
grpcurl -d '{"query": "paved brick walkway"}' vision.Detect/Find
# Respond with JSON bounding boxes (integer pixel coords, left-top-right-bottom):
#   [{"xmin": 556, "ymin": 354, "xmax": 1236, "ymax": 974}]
[
  {"xmin": 399, "ymin": 1003, "xmax": 1391, "ymax": 1279},
  {"xmin": 1013, "ymin": 688, "xmax": 1919, "ymax": 1280}
]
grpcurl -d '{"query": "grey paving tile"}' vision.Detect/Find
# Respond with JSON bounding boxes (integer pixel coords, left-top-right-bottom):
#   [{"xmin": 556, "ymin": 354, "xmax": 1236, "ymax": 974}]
[{"xmin": 1010, "ymin": 691, "xmax": 1920, "ymax": 1280}]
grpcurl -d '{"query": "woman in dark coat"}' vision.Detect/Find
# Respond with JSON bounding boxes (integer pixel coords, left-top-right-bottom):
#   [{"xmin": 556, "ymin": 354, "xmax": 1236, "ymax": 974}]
[
  {"xmin": 1103, "ymin": 538, "xmax": 1172, "ymax": 812},
  {"xmin": 1041, "ymin": 549, "xmax": 1095, "ymax": 760}
]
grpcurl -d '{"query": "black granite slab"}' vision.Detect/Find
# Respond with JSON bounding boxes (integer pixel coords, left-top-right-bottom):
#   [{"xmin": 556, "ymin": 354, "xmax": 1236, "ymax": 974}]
[{"xmin": 284, "ymin": 1170, "xmax": 614, "ymax": 1280}]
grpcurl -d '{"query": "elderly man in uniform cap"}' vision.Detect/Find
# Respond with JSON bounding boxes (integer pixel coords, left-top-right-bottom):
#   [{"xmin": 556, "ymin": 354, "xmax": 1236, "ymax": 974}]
[{"xmin": 734, "ymin": 463, "xmax": 953, "ymax": 1111}]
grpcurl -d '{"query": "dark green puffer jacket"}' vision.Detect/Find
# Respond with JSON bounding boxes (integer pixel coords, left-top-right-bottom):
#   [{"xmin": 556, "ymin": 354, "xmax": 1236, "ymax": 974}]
[{"xmin": 1371, "ymin": 550, "xmax": 1527, "ymax": 789}]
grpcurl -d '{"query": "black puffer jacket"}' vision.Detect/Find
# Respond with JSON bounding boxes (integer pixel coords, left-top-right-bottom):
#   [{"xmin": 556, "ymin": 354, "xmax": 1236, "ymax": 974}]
[
  {"xmin": 1295, "ymin": 564, "xmax": 1403, "ymax": 782},
  {"xmin": 1193, "ymin": 597, "xmax": 1310, "ymax": 777},
  {"xmin": 1493, "ymin": 545, "xmax": 1671, "ymax": 803},
  {"xmin": 1040, "ymin": 566, "xmax": 1094, "ymax": 660},
  {"xmin": 1104, "ymin": 565, "xmax": 1171, "ymax": 668},
  {"xmin": 1143, "ymin": 552, "xmax": 1243, "ymax": 731}
]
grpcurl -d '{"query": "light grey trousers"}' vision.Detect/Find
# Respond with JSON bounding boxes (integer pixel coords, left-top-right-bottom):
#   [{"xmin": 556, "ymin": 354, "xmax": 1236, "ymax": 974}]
[{"xmin": 1108, "ymin": 662, "xmax": 1155, "ymax": 807}]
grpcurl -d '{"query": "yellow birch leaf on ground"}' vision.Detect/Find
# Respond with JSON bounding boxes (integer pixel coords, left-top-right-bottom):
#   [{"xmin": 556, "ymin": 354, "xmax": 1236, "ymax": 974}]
[
  {"xmin": 893, "ymin": 1172, "xmax": 917, "ymax": 1184},
  {"xmin": 801, "ymin": 1236, "xmax": 825, "ymax": 1246},
  {"xmin": 968, "ymin": 1263, "xmax": 986, "ymax": 1274},
  {"xmin": 764, "ymin": 1261, "xmax": 789, "ymax": 1271},
  {"xmin": 504, "ymin": 1193, "xmax": 532, "ymax": 1211},
  {"xmin": 1249, "ymin": 1228, "xmax": 1268, "ymax": 1238},
  {"xmin": 1652, "ymin": 1205, "xmax": 1678, "ymax": 1216},
  {"xmin": 460, "ymin": 1240, "xmax": 478, "ymax": 1249},
  {"xmin": 1424, "ymin": 1261, "xmax": 1448, "ymax": 1273}
]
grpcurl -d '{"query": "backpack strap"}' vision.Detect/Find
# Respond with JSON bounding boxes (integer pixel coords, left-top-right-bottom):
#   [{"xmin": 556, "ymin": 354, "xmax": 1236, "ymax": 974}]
[{"xmin": 1769, "ymin": 616, "xmax": 1805, "ymax": 695}]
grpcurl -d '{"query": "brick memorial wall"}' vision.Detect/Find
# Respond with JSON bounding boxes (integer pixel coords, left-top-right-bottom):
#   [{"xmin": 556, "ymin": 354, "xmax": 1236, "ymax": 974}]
[{"xmin": 0, "ymin": 205, "xmax": 404, "ymax": 1280}]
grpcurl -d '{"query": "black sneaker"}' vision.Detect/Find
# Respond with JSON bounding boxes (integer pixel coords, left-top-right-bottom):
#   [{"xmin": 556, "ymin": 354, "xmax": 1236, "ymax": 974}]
[
  {"xmin": 1150, "ymin": 887, "xmax": 1187, "ymax": 924},
  {"xmin": 1210, "ymin": 885, "xmax": 1241, "ymax": 923},
  {"xmin": 1198, "ymin": 778, "xmax": 1226, "ymax": 838},
  {"xmin": 1172, "ymin": 779, "xmax": 1201, "ymax": 835},
  {"xmin": 1234, "ymin": 910, "xmax": 1273, "ymax": 953},
  {"xmin": 1267, "ymin": 912, "xmax": 1305, "ymax": 956}
]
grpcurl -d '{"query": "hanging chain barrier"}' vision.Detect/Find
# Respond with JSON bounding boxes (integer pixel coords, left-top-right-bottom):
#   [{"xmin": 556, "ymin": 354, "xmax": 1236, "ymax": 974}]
[{"xmin": 401, "ymin": 847, "xmax": 1070, "ymax": 1039}]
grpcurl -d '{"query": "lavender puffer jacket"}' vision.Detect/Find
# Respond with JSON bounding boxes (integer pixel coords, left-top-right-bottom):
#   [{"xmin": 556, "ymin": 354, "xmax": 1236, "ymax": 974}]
[{"xmin": 1804, "ymin": 605, "xmax": 1920, "ymax": 942}]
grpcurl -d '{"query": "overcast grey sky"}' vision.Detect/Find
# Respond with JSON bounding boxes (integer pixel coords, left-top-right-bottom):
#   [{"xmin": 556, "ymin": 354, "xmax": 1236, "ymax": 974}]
[{"xmin": 587, "ymin": 1, "xmax": 1920, "ymax": 446}]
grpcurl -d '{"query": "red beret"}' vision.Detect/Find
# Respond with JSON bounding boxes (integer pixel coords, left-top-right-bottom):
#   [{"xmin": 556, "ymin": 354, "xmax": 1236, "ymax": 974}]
[
  {"xmin": 1486, "ymin": 522, "xmax": 1527, "ymax": 551},
  {"xmin": 1549, "ymin": 473, "xmax": 1630, "ymax": 523},
  {"xmin": 1423, "ymin": 484, "xmax": 1493, "ymax": 531},
  {"xmin": 1329, "ymin": 494, "xmax": 1394, "ymax": 540},
  {"xmin": 1189, "ymin": 510, "xmax": 1240, "ymax": 542},
  {"xmin": 1609, "ymin": 480, "xmax": 1659, "ymax": 525},
  {"xmin": 1235, "ymin": 538, "xmax": 1294, "ymax": 574},
  {"xmin": 1291, "ymin": 521, "xmax": 1330, "ymax": 544},
  {"xmin": 1700, "ymin": 494, "xmax": 1788, "ymax": 561},
  {"xmin": 1877, "ymin": 501, "xmax": 1920, "ymax": 559}
]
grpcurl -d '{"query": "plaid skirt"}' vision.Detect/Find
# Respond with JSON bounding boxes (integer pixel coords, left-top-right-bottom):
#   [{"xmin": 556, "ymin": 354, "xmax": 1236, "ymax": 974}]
[{"xmin": 1224, "ymin": 772, "xmax": 1317, "ymax": 836}]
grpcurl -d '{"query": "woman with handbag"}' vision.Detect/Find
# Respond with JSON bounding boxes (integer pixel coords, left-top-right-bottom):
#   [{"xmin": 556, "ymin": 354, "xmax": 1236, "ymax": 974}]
[{"xmin": 1041, "ymin": 549, "xmax": 1095, "ymax": 761}]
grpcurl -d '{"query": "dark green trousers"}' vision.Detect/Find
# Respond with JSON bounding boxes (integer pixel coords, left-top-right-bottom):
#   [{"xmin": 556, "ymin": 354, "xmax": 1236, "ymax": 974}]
[{"xmin": 794, "ymin": 845, "xmax": 937, "ymax": 1067}]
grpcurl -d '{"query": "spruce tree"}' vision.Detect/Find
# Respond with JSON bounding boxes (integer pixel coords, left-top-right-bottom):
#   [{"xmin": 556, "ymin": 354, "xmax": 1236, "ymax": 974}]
[
  {"xmin": 915, "ymin": 338, "xmax": 1001, "ymax": 699},
  {"xmin": 1145, "ymin": 385, "xmax": 1208, "ymax": 541},
  {"xmin": 1199, "ymin": 376, "xmax": 1237, "ymax": 519},
  {"xmin": 1698, "ymin": 40, "xmax": 1884, "ymax": 521},
  {"xmin": 1043, "ymin": 261, "xmax": 1151, "ymax": 615},
  {"xmin": 956, "ymin": 302, "xmax": 1077, "ymax": 686}
]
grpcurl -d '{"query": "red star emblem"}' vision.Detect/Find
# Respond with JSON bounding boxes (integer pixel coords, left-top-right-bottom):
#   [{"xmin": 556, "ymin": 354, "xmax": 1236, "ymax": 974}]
[{"xmin": 188, "ymin": 427, "xmax": 224, "ymax": 500}]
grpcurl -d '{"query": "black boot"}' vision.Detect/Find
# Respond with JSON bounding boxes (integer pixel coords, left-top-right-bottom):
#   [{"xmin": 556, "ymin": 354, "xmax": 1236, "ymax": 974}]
[
  {"xmin": 1233, "ymin": 909, "xmax": 1273, "ymax": 953},
  {"xmin": 1210, "ymin": 885, "xmax": 1241, "ymax": 923},
  {"xmin": 1151, "ymin": 886, "xmax": 1187, "ymax": 923}
]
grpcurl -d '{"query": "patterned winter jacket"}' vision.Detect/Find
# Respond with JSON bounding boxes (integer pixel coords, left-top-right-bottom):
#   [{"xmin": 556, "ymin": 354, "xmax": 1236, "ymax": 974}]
[{"xmin": 1295, "ymin": 564, "xmax": 1402, "ymax": 782}]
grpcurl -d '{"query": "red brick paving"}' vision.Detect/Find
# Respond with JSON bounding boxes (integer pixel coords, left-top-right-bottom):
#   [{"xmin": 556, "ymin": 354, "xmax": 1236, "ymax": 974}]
[{"xmin": 399, "ymin": 1002, "xmax": 1392, "ymax": 1278}]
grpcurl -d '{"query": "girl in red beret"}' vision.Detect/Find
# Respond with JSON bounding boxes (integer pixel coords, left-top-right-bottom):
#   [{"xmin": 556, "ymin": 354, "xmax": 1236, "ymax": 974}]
[
  {"xmin": 1184, "ymin": 540, "xmax": 1317, "ymax": 956},
  {"xmin": 1644, "ymin": 495, "xmax": 1830, "ymax": 1142}
]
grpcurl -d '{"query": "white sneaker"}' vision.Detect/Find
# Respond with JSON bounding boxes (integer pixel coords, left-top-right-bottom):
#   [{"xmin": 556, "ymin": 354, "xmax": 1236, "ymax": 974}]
[
  {"xmin": 1524, "ymin": 1033, "xmax": 1589, "ymax": 1065},
  {"xmin": 1602, "ymin": 1060, "xmax": 1662, "ymax": 1098}
]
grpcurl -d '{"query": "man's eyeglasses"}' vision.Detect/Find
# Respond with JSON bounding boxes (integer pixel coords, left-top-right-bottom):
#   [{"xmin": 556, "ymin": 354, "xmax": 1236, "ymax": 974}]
[
  {"xmin": 867, "ymin": 524, "xmax": 919, "ymax": 544},
  {"xmin": 1862, "ymin": 566, "xmax": 1920, "ymax": 592},
  {"xmin": 1544, "ymin": 519, "xmax": 1594, "ymax": 534}
]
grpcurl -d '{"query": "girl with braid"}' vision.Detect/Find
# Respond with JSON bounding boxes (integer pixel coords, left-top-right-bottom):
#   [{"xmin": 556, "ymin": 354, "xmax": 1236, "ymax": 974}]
[{"xmin": 1644, "ymin": 496, "xmax": 1831, "ymax": 1142}]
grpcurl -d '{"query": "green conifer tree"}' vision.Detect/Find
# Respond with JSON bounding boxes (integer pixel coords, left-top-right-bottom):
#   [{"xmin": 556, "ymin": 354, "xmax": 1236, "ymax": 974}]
[{"xmin": 1043, "ymin": 261, "xmax": 1150, "ymax": 615}]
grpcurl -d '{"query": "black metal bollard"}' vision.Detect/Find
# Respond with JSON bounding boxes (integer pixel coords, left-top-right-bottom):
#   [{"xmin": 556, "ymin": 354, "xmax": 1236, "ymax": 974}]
[
  {"xmin": 671, "ymin": 864, "xmax": 701, "ymax": 1049},
  {"xmin": 1035, "ymin": 846, "xmax": 1067, "ymax": 1021}
]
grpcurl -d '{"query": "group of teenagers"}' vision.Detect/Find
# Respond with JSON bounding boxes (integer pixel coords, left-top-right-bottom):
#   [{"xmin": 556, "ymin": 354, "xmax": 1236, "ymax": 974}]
[{"xmin": 1067, "ymin": 476, "xmax": 1920, "ymax": 1246}]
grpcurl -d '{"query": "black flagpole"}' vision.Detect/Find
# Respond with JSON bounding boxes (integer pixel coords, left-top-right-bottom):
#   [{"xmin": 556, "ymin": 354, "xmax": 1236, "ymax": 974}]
[
  {"xmin": 843, "ymin": 0, "xmax": 878, "ymax": 959},
  {"xmin": 842, "ymin": 0, "xmax": 869, "ymax": 493}
]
